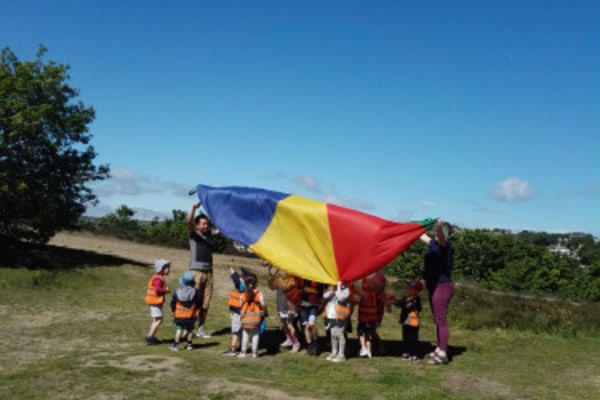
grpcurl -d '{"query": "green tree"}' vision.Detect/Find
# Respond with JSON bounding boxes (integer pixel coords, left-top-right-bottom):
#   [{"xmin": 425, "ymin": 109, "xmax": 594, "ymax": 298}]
[
  {"xmin": 97, "ymin": 205, "xmax": 138, "ymax": 230},
  {"xmin": 0, "ymin": 46, "xmax": 109, "ymax": 243}
]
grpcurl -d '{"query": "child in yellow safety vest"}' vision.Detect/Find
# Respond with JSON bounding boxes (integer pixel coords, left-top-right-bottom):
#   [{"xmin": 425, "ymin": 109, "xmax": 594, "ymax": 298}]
[
  {"xmin": 394, "ymin": 280, "xmax": 423, "ymax": 362},
  {"xmin": 323, "ymin": 281, "xmax": 351, "ymax": 362},
  {"xmin": 238, "ymin": 273, "xmax": 267, "ymax": 358},
  {"xmin": 169, "ymin": 271, "xmax": 202, "ymax": 351},
  {"xmin": 144, "ymin": 259, "xmax": 171, "ymax": 345}
]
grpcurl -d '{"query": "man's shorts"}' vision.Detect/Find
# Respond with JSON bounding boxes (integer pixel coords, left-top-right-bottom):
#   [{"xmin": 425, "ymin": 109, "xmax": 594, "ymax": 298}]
[{"xmin": 191, "ymin": 270, "xmax": 213, "ymax": 309}]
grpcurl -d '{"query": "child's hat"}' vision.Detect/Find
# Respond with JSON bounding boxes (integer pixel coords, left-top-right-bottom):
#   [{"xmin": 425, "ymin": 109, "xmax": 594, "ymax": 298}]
[
  {"xmin": 154, "ymin": 259, "xmax": 171, "ymax": 273},
  {"xmin": 406, "ymin": 279, "xmax": 423, "ymax": 291},
  {"xmin": 179, "ymin": 271, "xmax": 195, "ymax": 286}
]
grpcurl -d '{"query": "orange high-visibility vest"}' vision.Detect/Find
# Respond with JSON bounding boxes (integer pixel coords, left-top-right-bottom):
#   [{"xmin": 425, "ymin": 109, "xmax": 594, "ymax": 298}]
[
  {"xmin": 284, "ymin": 277, "xmax": 303, "ymax": 307},
  {"xmin": 358, "ymin": 291, "xmax": 379, "ymax": 323},
  {"xmin": 174, "ymin": 300, "xmax": 198, "ymax": 319},
  {"xmin": 404, "ymin": 310, "xmax": 420, "ymax": 327},
  {"xmin": 229, "ymin": 289, "xmax": 244, "ymax": 309},
  {"xmin": 241, "ymin": 290, "xmax": 264, "ymax": 329},
  {"xmin": 145, "ymin": 275, "xmax": 165, "ymax": 305},
  {"xmin": 335, "ymin": 302, "xmax": 351, "ymax": 321},
  {"xmin": 301, "ymin": 280, "xmax": 322, "ymax": 305}
]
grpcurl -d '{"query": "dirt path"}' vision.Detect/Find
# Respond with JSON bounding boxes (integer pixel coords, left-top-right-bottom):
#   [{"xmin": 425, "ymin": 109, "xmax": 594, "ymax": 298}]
[{"xmin": 48, "ymin": 231, "xmax": 266, "ymax": 301}]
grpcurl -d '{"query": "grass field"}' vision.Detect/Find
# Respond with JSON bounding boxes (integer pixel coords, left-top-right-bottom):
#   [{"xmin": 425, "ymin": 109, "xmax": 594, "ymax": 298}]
[{"xmin": 0, "ymin": 232, "xmax": 598, "ymax": 399}]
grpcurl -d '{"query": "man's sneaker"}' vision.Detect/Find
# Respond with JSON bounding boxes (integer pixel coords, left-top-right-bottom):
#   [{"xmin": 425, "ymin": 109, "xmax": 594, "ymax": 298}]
[
  {"xmin": 169, "ymin": 343, "xmax": 179, "ymax": 351},
  {"xmin": 185, "ymin": 343, "xmax": 194, "ymax": 350},
  {"xmin": 196, "ymin": 328, "xmax": 211, "ymax": 338},
  {"xmin": 332, "ymin": 354, "xmax": 346, "ymax": 362},
  {"xmin": 290, "ymin": 342, "xmax": 301, "ymax": 353},
  {"xmin": 222, "ymin": 349, "xmax": 238, "ymax": 357},
  {"xmin": 359, "ymin": 347, "xmax": 368, "ymax": 357},
  {"xmin": 280, "ymin": 338, "xmax": 293, "ymax": 348}
]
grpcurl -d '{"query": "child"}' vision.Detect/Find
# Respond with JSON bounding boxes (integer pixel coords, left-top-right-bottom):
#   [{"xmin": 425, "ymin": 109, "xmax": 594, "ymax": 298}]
[
  {"xmin": 298, "ymin": 278, "xmax": 325, "ymax": 356},
  {"xmin": 267, "ymin": 267, "xmax": 301, "ymax": 353},
  {"xmin": 323, "ymin": 281, "xmax": 351, "ymax": 362},
  {"xmin": 353, "ymin": 274, "xmax": 381, "ymax": 359},
  {"xmin": 395, "ymin": 280, "xmax": 423, "ymax": 362},
  {"xmin": 169, "ymin": 271, "xmax": 202, "ymax": 351},
  {"xmin": 222, "ymin": 263, "xmax": 245, "ymax": 356},
  {"xmin": 145, "ymin": 259, "xmax": 171, "ymax": 345},
  {"xmin": 238, "ymin": 273, "xmax": 267, "ymax": 358}
]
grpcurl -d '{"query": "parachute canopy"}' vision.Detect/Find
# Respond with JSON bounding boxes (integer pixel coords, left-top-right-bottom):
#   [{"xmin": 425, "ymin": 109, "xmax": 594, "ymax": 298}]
[{"xmin": 194, "ymin": 184, "xmax": 435, "ymax": 284}]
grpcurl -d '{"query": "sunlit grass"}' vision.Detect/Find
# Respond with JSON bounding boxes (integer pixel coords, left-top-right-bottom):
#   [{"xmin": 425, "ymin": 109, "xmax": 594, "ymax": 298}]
[{"xmin": 1, "ymin": 240, "xmax": 599, "ymax": 399}]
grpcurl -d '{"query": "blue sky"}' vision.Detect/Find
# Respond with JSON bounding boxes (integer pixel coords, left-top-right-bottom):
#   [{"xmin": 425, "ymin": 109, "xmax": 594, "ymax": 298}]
[{"xmin": 2, "ymin": 1, "xmax": 598, "ymax": 236}]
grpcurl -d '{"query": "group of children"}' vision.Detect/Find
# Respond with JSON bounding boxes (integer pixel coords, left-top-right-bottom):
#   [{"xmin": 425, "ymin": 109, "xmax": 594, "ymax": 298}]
[{"xmin": 145, "ymin": 259, "xmax": 425, "ymax": 362}]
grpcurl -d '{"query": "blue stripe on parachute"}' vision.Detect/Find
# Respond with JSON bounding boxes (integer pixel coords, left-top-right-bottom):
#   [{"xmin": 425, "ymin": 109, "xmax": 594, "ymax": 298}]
[{"xmin": 196, "ymin": 184, "xmax": 288, "ymax": 245}]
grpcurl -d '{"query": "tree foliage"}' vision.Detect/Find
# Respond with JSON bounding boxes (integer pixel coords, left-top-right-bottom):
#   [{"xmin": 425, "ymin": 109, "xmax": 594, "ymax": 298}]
[
  {"xmin": 81, "ymin": 206, "xmax": 600, "ymax": 301},
  {"xmin": 0, "ymin": 46, "xmax": 109, "ymax": 243},
  {"xmin": 387, "ymin": 227, "xmax": 599, "ymax": 301}
]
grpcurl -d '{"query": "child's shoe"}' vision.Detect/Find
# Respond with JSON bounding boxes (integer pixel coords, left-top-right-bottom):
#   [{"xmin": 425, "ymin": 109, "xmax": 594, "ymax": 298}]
[
  {"xmin": 185, "ymin": 343, "xmax": 194, "ymax": 350},
  {"xmin": 410, "ymin": 355, "xmax": 420, "ymax": 363},
  {"xmin": 221, "ymin": 349, "xmax": 238, "ymax": 356},
  {"xmin": 237, "ymin": 352, "xmax": 246, "ymax": 358},
  {"xmin": 332, "ymin": 354, "xmax": 346, "ymax": 362},
  {"xmin": 169, "ymin": 343, "xmax": 179, "ymax": 351},
  {"xmin": 290, "ymin": 342, "xmax": 301, "ymax": 353},
  {"xmin": 400, "ymin": 353, "xmax": 411, "ymax": 360},
  {"xmin": 196, "ymin": 327, "xmax": 212, "ymax": 338},
  {"xmin": 326, "ymin": 352, "xmax": 338, "ymax": 361},
  {"xmin": 145, "ymin": 336, "xmax": 160, "ymax": 345},
  {"xmin": 359, "ymin": 347, "xmax": 368, "ymax": 357},
  {"xmin": 280, "ymin": 338, "xmax": 293, "ymax": 347}
]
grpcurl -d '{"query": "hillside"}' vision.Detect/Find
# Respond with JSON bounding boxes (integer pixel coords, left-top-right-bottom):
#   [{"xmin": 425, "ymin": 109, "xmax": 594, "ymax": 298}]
[{"xmin": 0, "ymin": 231, "xmax": 597, "ymax": 399}]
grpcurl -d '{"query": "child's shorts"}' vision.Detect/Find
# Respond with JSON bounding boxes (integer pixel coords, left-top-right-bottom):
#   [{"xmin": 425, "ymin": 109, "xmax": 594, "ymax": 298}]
[
  {"xmin": 278, "ymin": 310, "xmax": 298, "ymax": 324},
  {"xmin": 149, "ymin": 305, "xmax": 163, "ymax": 318},
  {"xmin": 300, "ymin": 305, "xmax": 319, "ymax": 326},
  {"xmin": 175, "ymin": 320, "xmax": 196, "ymax": 331},
  {"xmin": 357, "ymin": 321, "xmax": 377, "ymax": 337},
  {"xmin": 231, "ymin": 312, "xmax": 241, "ymax": 334}
]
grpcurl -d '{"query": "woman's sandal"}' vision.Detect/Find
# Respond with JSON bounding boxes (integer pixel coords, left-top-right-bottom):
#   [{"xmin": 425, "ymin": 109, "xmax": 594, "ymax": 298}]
[{"xmin": 427, "ymin": 352, "xmax": 448, "ymax": 365}]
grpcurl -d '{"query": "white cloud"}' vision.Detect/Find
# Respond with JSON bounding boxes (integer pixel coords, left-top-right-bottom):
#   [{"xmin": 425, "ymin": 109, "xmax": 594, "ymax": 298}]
[
  {"xmin": 490, "ymin": 177, "xmax": 534, "ymax": 202},
  {"xmin": 294, "ymin": 175, "xmax": 321, "ymax": 192},
  {"xmin": 92, "ymin": 168, "xmax": 189, "ymax": 198},
  {"xmin": 418, "ymin": 200, "xmax": 436, "ymax": 210},
  {"xmin": 324, "ymin": 195, "xmax": 376, "ymax": 211}
]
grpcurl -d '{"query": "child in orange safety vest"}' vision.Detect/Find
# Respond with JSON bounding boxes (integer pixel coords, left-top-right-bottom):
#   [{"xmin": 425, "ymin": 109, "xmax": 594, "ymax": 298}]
[
  {"xmin": 323, "ymin": 281, "xmax": 351, "ymax": 362},
  {"xmin": 221, "ymin": 262, "xmax": 246, "ymax": 356},
  {"xmin": 394, "ymin": 279, "xmax": 423, "ymax": 362},
  {"xmin": 238, "ymin": 273, "xmax": 267, "ymax": 358},
  {"xmin": 169, "ymin": 271, "xmax": 202, "ymax": 351},
  {"xmin": 144, "ymin": 259, "xmax": 171, "ymax": 345}
]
